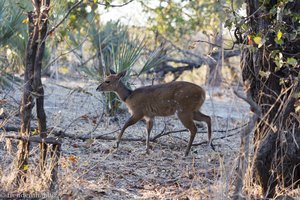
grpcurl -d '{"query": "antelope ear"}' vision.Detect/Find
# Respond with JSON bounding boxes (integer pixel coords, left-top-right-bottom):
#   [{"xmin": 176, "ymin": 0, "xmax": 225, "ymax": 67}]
[
  {"xmin": 109, "ymin": 69, "xmax": 116, "ymax": 75},
  {"xmin": 117, "ymin": 70, "xmax": 127, "ymax": 79}
]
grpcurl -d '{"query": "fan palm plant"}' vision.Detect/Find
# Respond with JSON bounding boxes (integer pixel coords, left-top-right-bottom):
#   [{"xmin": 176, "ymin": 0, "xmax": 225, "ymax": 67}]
[
  {"xmin": 0, "ymin": 0, "xmax": 23, "ymax": 46},
  {"xmin": 0, "ymin": 0, "xmax": 24, "ymax": 89},
  {"xmin": 87, "ymin": 21, "xmax": 165, "ymax": 115}
]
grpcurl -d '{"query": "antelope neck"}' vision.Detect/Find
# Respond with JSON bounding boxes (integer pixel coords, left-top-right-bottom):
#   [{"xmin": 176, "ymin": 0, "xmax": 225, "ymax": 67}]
[{"xmin": 115, "ymin": 82, "xmax": 132, "ymax": 102}]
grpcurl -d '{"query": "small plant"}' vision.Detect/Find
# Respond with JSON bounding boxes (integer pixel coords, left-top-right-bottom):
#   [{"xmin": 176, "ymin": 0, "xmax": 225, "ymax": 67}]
[
  {"xmin": 85, "ymin": 21, "xmax": 165, "ymax": 115},
  {"xmin": 0, "ymin": 0, "xmax": 24, "ymax": 89}
]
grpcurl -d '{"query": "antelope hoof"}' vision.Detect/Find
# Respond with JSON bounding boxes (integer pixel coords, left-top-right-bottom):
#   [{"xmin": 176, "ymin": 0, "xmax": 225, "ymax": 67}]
[
  {"xmin": 114, "ymin": 141, "xmax": 120, "ymax": 149},
  {"xmin": 210, "ymin": 141, "xmax": 216, "ymax": 151},
  {"xmin": 145, "ymin": 148, "xmax": 150, "ymax": 155},
  {"xmin": 184, "ymin": 151, "xmax": 189, "ymax": 157}
]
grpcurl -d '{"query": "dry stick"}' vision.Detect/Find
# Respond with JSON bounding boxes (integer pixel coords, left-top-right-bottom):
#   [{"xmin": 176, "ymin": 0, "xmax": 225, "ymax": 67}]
[
  {"xmin": 89, "ymin": 0, "xmax": 134, "ymax": 7},
  {"xmin": 43, "ymin": 37, "xmax": 89, "ymax": 72},
  {"xmin": 51, "ymin": 82, "xmax": 102, "ymax": 101},
  {"xmin": 53, "ymin": 129, "xmax": 138, "ymax": 141},
  {"xmin": 50, "ymin": 144, "xmax": 60, "ymax": 192},
  {"xmin": 0, "ymin": 109, "xmax": 21, "ymax": 131},
  {"xmin": 232, "ymin": 90, "xmax": 261, "ymax": 200},
  {"xmin": 86, "ymin": 113, "xmax": 105, "ymax": 135},
  {"xmin": 4, "ymin": 135, "xmax": 62, "ymax": 145},
  {"xmin": 193, "ymin": 39, "xmax": 235, "ymax": 50},
  {"xmin": 2, "ymin": 121, "xmax": 247, "ymax": 144},
  {"xmin": 1, "ymin": 126, "xmax": 21, "ymax": 132},
  {"xmin": 53, "ymin": 123, "xmax": 245, "ymax": 147},
  {"xmin": 152, "ymin": 123, "xmax": 247, "ymax": 141}
]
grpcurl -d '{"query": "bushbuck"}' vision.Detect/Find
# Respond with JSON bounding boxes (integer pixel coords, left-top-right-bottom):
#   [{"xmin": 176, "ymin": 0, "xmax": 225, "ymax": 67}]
[{"xmin": 96, "ymin": 70, "xmax": 212, "ymax": 156}]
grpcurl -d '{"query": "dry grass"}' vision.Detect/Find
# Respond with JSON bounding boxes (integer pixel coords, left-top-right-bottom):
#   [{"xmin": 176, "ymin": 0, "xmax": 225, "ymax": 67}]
[{"xmin": 0, "ymin": 77, "xmax": 255, "ymax": 199}]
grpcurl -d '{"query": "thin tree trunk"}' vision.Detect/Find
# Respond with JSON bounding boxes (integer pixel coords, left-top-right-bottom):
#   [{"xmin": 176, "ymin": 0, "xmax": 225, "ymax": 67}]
[
  {"xmin": 207, "ymin": 23, "xmax": 223, "ymax": 87},
  {"xmin": 16, "ymin": 0, "xmax": 50, "ymax": 185},
  {"xmin": 16, "ymin": 11, "xmax": 36, "ymax": 186},
  {"xmin": 32, "ymin": 0, "xmax": 50, "ymax": 170}
]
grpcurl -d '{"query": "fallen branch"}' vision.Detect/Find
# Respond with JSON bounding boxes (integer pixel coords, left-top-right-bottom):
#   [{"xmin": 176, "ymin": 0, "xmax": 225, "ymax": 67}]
[
  {"xmin": 5, "ymin": 135, "xmax": 62, "ymax": 145},
  {"xmin": 148, "ymin": 49, "xmax": 240, "ymax": 80},
  {"xmin": 0, "ymin": 126, "xmax": 36, "ymax": 132},
  {"xmin": 152, "ymin": 123, "xmax": 247, "ymax": 141},
  {"xmin": 53, "ymin": 130, "xmax": 141, "ymax": 142},
  {"xmin": 1, "ymin": 126, "xmax": 20, "ymax": 132},
  {"xmin": 52, "ymin": 123, "xmax": 246, "ymax": 147}
]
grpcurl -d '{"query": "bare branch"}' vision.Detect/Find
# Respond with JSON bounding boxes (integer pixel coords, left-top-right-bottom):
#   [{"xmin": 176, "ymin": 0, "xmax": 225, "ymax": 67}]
[
  {"xmin": 234, "ymin": 90, "xmax": 261, "ymax": 116},
  {"xmin": 193, "ymin": 39, "xmax": 236, "ymax": 50},
  {"xmin": 148, "ymin": 49, "xmax": 240, "ymax": 79},
  {"xmin": 51, "ymin": 123, "xmax": 247, "ymax": 145},
  {"xmin": 232, "ymin": 89, "xmax": 261, "ymax": 200},
  {"xmin": 47, "ymin": 0, "xmax": 83, "ymax": 37},
  {"xmin": 43, "ymin": 34, "xmax": 89, "ymax": 73},
  {"xmin": 90, "ymin": 0, "xmax": 134, "ymax": 7}
]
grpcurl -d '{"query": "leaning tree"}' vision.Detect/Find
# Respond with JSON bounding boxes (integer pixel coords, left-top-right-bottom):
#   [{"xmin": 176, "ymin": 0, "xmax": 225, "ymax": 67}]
[{"xmin": 238, "ymin": 0, "xmax": 300, "ymax": 197}]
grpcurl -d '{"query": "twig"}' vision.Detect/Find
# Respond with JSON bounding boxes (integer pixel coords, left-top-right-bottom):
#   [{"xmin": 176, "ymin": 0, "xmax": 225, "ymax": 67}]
[
  {"xmin": 193, "ymin": 39, "xmax": 235, "ymax": 50},
  {"xmin": 233, "ymin": 90, "xmax": 261, "ymax": 115},
  {"xmin": 62, "ymin": 115, "xmax": 85, "ymax": 133},
  {"xmin": 87, "ymin": 113, "xmax": 105, "ymax": 135},
  {"xmin": 43, "ymin": 35, "xmax": 89, "ymax": 71},
  {"xmin": 193, "ymin": 132, "xmax": 240, "ymax": 146},
  {"xmin": 167, "ymin": 131, "xmax": 240, "ymax": 148},
  {"xmin": 90, "ymin": 0, "xmax": 134, "ymax": 7},
  {"xmin": 152, "ymin": 123, "xmax": 247, "ymax": 141},
  {"xmin": 47, "ymin": 0, "xmax": 83, "ymax": 37}
]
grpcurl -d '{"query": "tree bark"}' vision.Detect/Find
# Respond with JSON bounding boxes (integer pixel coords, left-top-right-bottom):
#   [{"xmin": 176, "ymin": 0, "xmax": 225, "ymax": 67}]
[
  {"xmin": 16, "ymin": 0, "xmax": 50, "ymax": 185},
  {"xmin": 16, "ymin": 11, "xmax": 36, "ymax": 186},
  {"xmin": 207, "ymin": 59, "xmax": 222, "ymax": 87},
  {"xmin": 207, "ymin": 24, "xmax": 223, "ymax": 87},
  {"xmin": 32, "ymin": 0, "xmax": 50, "ymax": 171},
  {"xmin": 242, "ymin": 0, "xmax": 300, "ymax": 197}
]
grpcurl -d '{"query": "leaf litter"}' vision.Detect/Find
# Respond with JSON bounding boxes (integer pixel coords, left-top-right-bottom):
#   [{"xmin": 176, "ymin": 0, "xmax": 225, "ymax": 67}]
[{"xmin": 0, "ymin": 77, "xmax": 250, "ymax": 199}]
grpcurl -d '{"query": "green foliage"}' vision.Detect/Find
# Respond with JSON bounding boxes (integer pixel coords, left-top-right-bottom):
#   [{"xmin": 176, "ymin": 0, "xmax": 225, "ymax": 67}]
[
  {"xmin": 114, "ymin": 36, "xmax": 145, "ymax": 73},
  {"xmin": 0, "ymin": 0, "xmax": 23, "ymax": 47},
  {"xmin": 138, "ymin": 47, "xmax": 165, "ymax": 76},
  {"xmin": 226, "ymin": 0, "xmax": 299, "ymax": 72},
  {"xmin": 89, "ymin": 21, "xmax": 131, "ymax": 76},
  {"xmin": 141, "ymin": 0, "xmax": 243, "ymax": 42},
  {"xmin": 0, "ymin": 0, "xmax": 25, "ymax": 88}
]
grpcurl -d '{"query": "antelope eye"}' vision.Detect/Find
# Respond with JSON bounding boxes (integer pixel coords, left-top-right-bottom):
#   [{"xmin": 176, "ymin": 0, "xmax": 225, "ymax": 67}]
[{"xmin": 105, "ymin": 80, "xmax": 110, "ymax": 83}]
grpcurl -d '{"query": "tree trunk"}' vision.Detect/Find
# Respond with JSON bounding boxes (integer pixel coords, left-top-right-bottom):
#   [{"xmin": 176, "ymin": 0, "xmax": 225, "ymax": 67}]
[
  {"xmin": 17, "ymin": 11, "xmax": 36, "ymax": 186},
  {"xmin": 207, "ymin": 60, "xmax": 222, "ymax": 87},
  {"xmin": 32, "ymin": 0, "xmax": 50, "ymax": 170},
  {"xmin": 16, "ymin": 0, "xmax": 50, "ymax": 184},
  {"xmin": 207, "ymin": 24, "xmax": 223, "ymax": 87},
  {"xmin": 242, "ymin": 0, "xmax": 300, "ymax": 197}
]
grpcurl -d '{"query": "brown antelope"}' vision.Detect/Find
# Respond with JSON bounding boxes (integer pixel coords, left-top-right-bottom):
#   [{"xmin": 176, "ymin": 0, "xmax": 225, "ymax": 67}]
[{"xmin": 96, "ymin": 70, "xmax": 212, "ymax": 156}]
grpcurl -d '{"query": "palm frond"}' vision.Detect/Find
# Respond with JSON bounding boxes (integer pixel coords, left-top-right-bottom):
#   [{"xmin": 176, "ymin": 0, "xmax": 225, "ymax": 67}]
[
  {"xmin": 115, "ymin": 37, "xmax": 145, "ymax": 73},
  {"xmin": 0, "ymin": 0, "xmax": 23, "ymax": 47},
  {"xmin": 138, "ymin": 47, "xmax": 166, "ymax": 76}
]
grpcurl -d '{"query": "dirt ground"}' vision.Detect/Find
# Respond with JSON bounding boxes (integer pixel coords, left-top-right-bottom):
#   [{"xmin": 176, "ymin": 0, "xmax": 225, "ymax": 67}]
[{"xmin": 0, "ymin": 77, "xmax": 250, "ymax": 199}]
